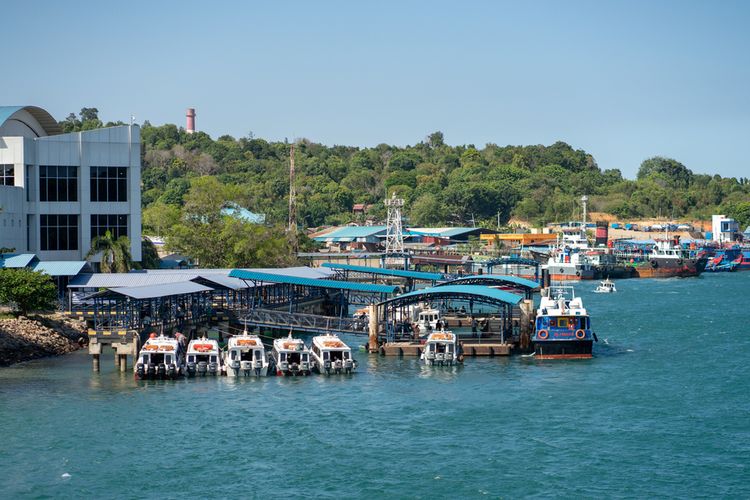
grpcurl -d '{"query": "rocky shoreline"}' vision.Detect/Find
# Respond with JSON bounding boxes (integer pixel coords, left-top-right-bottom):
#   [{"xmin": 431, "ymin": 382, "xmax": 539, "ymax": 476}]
[{"xmin": 0, "ymin": 314, "xmax": 88, "ymax": 367}]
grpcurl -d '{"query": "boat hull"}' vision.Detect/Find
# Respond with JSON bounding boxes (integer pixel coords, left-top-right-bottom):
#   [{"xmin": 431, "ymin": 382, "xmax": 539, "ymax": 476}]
[
  {"xmin": 533, "ymin": 340, "xmax": 593, "ymax": 359},
  {"xmin": 634, "ymin": 257, "xmax": 706, "ymax": 278}
]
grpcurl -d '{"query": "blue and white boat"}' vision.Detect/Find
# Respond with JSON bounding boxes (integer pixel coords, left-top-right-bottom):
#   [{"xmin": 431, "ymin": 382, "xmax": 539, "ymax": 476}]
[{"xmin": 532, "ymin": 286, "xmax": 596, "ymax": 359}]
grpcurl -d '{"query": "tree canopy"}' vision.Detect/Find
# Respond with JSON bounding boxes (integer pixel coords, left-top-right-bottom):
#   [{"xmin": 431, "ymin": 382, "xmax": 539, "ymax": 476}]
[{"xmin": 0, "ymin": 268, "xmax": 58, "ymax": 314}]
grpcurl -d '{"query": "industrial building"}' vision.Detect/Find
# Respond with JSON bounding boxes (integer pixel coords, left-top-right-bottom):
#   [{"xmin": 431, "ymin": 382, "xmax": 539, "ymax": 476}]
[{"xmin": 0, "ymin": 106, "xmax": 141, "ymax": 262}]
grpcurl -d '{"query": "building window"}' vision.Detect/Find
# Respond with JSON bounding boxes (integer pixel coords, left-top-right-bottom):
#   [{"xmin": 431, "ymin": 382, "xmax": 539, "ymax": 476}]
[
  {"xmin": 91, "ymin": 214, "xmax": 128, "ymax": 242},
  {"xmin": 0, "ymin": 165, "xmax": 14, "ymax": 186},
  {"xmin": 90, "ymin": 167, "xmax": 127, "ymax": 202},
  {"xmin": 40, "ymin": 166, "xmax": 78, "ymax": 202},
  {"xmin": 40, "ymin": 214, "xmax": 79, "ymax": 251}
]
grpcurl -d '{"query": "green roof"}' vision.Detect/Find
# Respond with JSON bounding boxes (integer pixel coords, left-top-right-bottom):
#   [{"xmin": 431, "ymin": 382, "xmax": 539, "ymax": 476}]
[
  {"xmin": 228, "ymin": 269, "xmax": 398, "ymax": 294},
  {"xmin": 321, "ymin": 263, "xmax": 444, "ymax": 281},
  {"xmin": 437, "ymin": 274, "xmax": 540, "ymax": 291},
  {"xmin": 380, "ymin": 285, "xmax": 523, "ymax": 306}
]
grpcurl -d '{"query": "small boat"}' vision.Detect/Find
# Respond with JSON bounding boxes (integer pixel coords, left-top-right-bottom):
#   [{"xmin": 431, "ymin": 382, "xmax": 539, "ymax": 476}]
[
  {"xmin": 271, "ymin": 334, "xmax": 312, "ymax": 376},
  {"xmin": 224, "ymin": 332, "xmax": 270, "ymax": 377},
  {"xmin": 134, "ymin": 334, "xmax": 185, "ymax": 380},
  {"xmin": 417, "ymin": 308, "xmax": 441, "ymax": 333},
  {"xmin": 532, "ymin": 286, "xmax": 595, "ymax": 359},
  {"xmin": 594, "ymin": 278, "xmax": 617, "ymax": 293},
  {"xmin": 420, "ymin": 331, "xmax": 459, "ymax": 366},
  {"xmin": 310, "ymin": 334, "xmax": 357, "ymax": 375},
  {"xmin": 185, "ymin": 338, "xmax": 223, "ymax": 377}
]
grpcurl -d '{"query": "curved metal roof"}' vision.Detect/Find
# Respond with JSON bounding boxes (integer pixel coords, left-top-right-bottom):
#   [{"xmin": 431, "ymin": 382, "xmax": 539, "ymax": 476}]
[
  {"xmin": 229, "ymin": 269, "xmax": 398, "ymax": 294},
  {"xmin": 437, "ymin": 274, "xmax": 540, "ymax": 291},
  {"xmin": 0, "ymin": 106, "xmax": 62, "ymax": 136},
  {"xmin": 380, "ymin": 285, "xmax": 523, "ymax": 307},
  {"xmin": 321, "ymin": 262, "xmax": 444, "ymax": 281}
]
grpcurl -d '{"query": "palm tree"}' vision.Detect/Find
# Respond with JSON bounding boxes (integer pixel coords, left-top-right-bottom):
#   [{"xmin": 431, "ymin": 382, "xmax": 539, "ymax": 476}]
[{"xmin": 86, "ymin": 231, "xmax": 132, "ymax": 273}]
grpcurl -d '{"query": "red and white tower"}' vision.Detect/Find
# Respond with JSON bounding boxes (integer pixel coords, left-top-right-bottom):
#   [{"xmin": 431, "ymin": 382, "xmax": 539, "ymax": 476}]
[{"xmin": 186, "ymin": 108, "xmax": 196, "ymax": 133}]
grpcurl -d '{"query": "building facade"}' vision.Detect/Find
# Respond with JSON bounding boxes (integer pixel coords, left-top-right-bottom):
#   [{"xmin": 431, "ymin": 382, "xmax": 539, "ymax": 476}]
[{"xmin": 0, "ymin": 106, "xmax": 141, "ymax": 261}]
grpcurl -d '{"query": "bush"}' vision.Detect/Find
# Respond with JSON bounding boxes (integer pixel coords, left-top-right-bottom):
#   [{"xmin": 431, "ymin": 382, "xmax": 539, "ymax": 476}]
[{"xmin": 0, "ymin": 268, "xmax": 58, "ymax": 314}]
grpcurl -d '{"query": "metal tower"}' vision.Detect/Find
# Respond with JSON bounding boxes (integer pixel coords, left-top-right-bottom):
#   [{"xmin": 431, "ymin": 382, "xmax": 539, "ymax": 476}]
[
  {"xmin": 384, "ymin": 193, "xmax": 405, "ymax": 261},
  {"xmin": 287, "ymin": 144, "xmax": 298, "ymax": 252}
]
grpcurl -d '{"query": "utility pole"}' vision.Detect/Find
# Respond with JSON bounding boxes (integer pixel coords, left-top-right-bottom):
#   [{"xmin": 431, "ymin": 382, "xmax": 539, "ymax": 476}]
[{"xmin": 287, "ymin": 143, "xmax": 298, "ymax": 252}]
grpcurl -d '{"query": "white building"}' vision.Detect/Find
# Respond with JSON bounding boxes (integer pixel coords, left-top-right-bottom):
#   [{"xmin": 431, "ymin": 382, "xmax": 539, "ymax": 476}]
[
  {"xmin": 0, "ymin": 106, "xmax": 141, "ymax": 262},
  {"xmin": 711, "ymin": 214, "xmax": 740, "ymax": 243}
]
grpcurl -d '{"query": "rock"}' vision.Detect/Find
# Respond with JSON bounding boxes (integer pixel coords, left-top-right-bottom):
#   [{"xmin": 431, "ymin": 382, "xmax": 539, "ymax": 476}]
[{"xmin": 0, "ymin": 314, "xmax": 87, "ymax": 367}]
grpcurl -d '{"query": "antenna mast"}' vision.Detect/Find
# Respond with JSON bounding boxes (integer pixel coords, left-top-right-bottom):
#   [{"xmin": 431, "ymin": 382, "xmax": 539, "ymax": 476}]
[
  {"xmin": 288, "ymin": 143, "xmax": 298, "ymax": 252},
  {"xmin": 384, "ymin": 192, "xmax": 405, "ymax": 266}
]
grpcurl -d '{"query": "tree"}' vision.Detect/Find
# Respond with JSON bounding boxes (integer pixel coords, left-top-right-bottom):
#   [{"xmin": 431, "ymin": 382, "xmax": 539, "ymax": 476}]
[
  {"xmin": 637, "ymin": 157, "xmax": 693, "ymax": 189},
  {"xmin": 427, "ymin": 131, "xmax": 445, "ymax": 148},
  {"xmin": 0, "ymin": 268, "xmax": 58, "ymax": 314},
  {"xmin": 140, "ymin": 238, "xmax": 162, "ymax": 269},
  {"xmin": 87, "ymin": 231, "xmax": 133, "ymax": 273}
]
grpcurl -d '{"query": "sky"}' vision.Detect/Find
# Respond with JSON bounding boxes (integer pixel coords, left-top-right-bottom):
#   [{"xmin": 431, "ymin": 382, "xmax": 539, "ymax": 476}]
[{"xmin": 4, "ymin": 0, "xmax": 750, "ymax": 178}]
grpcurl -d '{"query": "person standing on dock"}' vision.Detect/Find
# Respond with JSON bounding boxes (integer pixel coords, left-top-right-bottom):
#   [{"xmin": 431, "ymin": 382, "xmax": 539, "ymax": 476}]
[{"xmin": 471, "ymin": 317, "xmax": 478, "ymax": 338}]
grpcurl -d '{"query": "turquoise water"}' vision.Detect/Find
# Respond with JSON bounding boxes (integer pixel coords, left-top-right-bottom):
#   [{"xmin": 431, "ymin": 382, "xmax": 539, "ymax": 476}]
[{"xmin": 1, "ymin": 274, "xmax": 749, "ymax": 498}]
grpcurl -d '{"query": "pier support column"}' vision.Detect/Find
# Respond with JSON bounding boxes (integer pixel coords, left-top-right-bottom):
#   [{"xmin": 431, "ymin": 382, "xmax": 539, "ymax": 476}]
[
  {"xmin": 118, "ymin": 354, "xmax": 127, "ymax": 372},
  {"xmin": 92, "ymin": 354, "xmax": 100, "ymax": 372},
  {"xmin": 519, "ymin": 299, "xmax": 534, "ymax": 351},
  {"xmin": 368, "ymin": 304, "xmax": 379, "ymax": 353}
]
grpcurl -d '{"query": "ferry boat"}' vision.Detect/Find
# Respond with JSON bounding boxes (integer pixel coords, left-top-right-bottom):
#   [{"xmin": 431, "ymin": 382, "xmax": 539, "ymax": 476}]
[
  {"xmin": 532, "ymin": 287, "xmax": 595, "ymax": 359},
  {"xmin": 594, "ymin": 278, "xmax": 616, "ymax": 293},
  {"xmin": 633, "ymin": 237, "xmax": 707, "ymax": 278},
  {"xmin": 420, "ymin": 331, "xmax": 459, "ymax": 366},
  {"xmin": 271, "ymin": 334, "xmax": 312, "ymax": 376},
  {"xmin": 134, "ymin": 334, "xmax": 185, "ymax": 380},
  {"xmin": 185, "ymin": 338, "xmax": 222, "ymax": 377},
  {"xmin": 224, "ymin": 332, "xmax": 270, "ymax": 377},
  {"xmin": 310, "ymin": 334, "xmax": 357, "ymax": 375},
  {"xmin": 544, "ymin": 247, "xmax": 596, "ymax": 281},
  {"xmin": 417, "ymin": 308, "xmax": 441, "ymax": 333}
]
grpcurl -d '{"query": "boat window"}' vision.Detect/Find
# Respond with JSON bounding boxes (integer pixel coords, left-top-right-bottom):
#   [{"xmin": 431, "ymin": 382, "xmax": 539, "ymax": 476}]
[
  {"xmin": 254, "ymin": 350, "xmax": 262, "ymax": 360},
  {"xmin": 323, "ymin": 352, "xmax": 329, "ymax": 360},
  {"xmin": 141, "ymin": 354, "xmax": 149, "ymax": 364},
  {"xmin": 280, "ymin": 353, "xmax": 286, "ymax": 361},
  {"xmin": 210, "ymin": 355, "xmax": 217, "ymax": 363},
  {"xmin": 302, "ymin": 354, "xmax": 308, "ymax": 362},
  {"xmin": 188, "ymin": 355, "xmax": 194, "ymax": 363},
  {"xmin": 343, "ymin": 351, "xmax": 349, "ymax": 360},
  {"xmin": 557, "ymin": 318, "xmax": 568, "ymax": 328},
  {"xmin": 230, "ymin": 351, "xmax": 237, "ymax": 360},
  {"xmin": 165, "ymin": 355, "xmax": 172, "ymax": 364}
]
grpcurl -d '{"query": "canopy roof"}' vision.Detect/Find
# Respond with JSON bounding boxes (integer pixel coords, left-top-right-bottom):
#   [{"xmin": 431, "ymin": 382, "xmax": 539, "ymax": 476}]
[
  {"xmin": 437, "ymin": 274, "xmax": 540, "ymax": 292},
  {"xmin": 379, "ymin": 285, "xmax": 523, "ymax": 307},
  {"xmin": 229, "ymin": 269, "xmax": 398, "ymax": 294},
  {"xmin": 321, "ymin": 262, "xmax": 444, "ymax": 281}
]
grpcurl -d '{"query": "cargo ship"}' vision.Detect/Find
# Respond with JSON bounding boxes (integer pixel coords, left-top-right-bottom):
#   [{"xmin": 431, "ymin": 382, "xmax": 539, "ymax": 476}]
[
  {"xmin": 532, "ymin": 286, "xmax": 595, "ymax": 359},
  {"xmin": 633, "ymin": 237, "xmax": 707, "ymax": 278}
]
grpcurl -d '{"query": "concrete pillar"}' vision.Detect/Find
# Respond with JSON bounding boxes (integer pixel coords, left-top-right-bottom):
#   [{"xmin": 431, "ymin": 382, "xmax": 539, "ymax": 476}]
[
  {"xmin": 519, "ymin": 299, "xmax": 534, "ymax": 350},
  {"xmin": 92, "ymin": 354, "xmax": 100, "ymax": 372},
  {"xmin": 368, "ymin": 304, "xmax": 379, "ymax": 353},
  {"xmin": 119, "ymin": 354, "xmax": 127, "ymax": 372}
]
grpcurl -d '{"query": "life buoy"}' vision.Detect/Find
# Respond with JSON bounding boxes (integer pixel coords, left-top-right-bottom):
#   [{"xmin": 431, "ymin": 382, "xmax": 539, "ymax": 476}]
[
  {"xmin": 537, "ymin": 329, "xmax": 549, "ymax": 340},
  {"xmin": 575, "ymin": 329, "xmax": 586, "ymax": 340}
]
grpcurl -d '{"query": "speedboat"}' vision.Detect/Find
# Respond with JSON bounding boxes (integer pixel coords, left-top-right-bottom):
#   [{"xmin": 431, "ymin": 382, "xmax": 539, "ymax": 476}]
[
  {"xmin": 271, "ymin": 334, "xmax": 312, "ymax": 376},
  {"xmin": 310, "ymin": 334, "xmax": 357, "ymax": 375},
  {"xmin": 594, "ymin": 278, "xmax": 616, "ymax": 293},
  {"xmin": 134, "ymin": 334, "xmax": 185, "ymax": 380},
  {"xmin": 532, "ymin": 286, "xmax": 596, "ymax": 359},
  {"xmin": 185, "ymin": 338, "xmax": 222, "ymax": 377},
  {"xmin": 420, "ymin": 331, "xmax": 459, "ymax": 366},
  {"xmin": 224, "ymin": 332, "xmax": 269, "ymax": 377}
]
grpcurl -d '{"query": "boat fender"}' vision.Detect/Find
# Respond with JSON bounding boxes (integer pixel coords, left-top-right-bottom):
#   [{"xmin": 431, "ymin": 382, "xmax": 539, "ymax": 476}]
[
  {"xmin": 593, "ymin": 332, "xmax": 599, "ymax": 343},
  {"xmin": 537, "ymin": 329, "xmax": 549, "ymax": 340},
  {"xmin": 575, "ymin": 329, "xmax": 586, "ymax": 340},
  {"xmin": 650, "ymin": 260, "xmax": 658, "ymax": 268},
  {"xmin": 677, "ymin": 259, "xmax": 683, "ymax": 265},
  {"xmin": 575, "ymin": 271, "xmax": 581, "ymax": 277}
]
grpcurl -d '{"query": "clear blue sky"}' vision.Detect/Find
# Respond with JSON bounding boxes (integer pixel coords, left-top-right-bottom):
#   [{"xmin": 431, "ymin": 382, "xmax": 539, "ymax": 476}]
[{"xmin": 5, "ymin": 0, "xmax": 750, "ymax": 178}]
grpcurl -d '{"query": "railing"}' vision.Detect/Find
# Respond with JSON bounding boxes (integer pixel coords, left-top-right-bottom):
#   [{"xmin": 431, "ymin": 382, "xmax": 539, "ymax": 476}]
[{"xmin": 240, "ymin": 308, "xmax": 369, "ymax": 336}]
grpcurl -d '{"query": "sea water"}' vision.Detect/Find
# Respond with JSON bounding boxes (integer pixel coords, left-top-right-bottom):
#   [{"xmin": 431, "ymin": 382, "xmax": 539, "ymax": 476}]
[{"xmin": 1, "ymin": 274, "xmax": 748, "ymax": 498}]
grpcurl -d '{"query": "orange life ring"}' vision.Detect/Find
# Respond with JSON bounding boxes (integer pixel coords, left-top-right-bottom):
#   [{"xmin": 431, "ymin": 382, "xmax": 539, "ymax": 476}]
[
  {"xmin": 575, "ymin": 329, "xmax": 586, "ymax": 340},
  {"xmin": 537, "ymin": 329, "xmax": 549, "ymax": 340}
]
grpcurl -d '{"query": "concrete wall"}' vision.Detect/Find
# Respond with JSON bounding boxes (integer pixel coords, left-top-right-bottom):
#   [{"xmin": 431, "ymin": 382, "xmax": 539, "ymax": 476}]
[{"xmin": 0, "ymin": 186, "xmax": 25, "ymax": 252}]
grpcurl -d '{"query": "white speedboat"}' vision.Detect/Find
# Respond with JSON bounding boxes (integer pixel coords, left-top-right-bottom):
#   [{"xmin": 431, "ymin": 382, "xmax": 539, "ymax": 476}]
[
  {"xmin": 224, "ymin": 333, "xmax": 269, "ymax": 377},
  {"xmin": 271, "ymin": 334, "xmax": 312, "ymax": 376},
  {"xmin": 135, "ymin": 334, "xmax": 185, "ymax": 380},
  {"xmin": 420, "ymin": 331, "xmax": 459, "ymax": 366},
  {"xmin": 594, "ymin": 279, "xmax": 616, "ymax": 293},
  {"xmin": 417, "ymin": 308, "xmax": 441, "ymax": 333},
  {"xmin": 185, "ymin": 338, "xmax": 222, "ymax": 377},
  {"xmin": 310, "ymin": 334, "xmax": 357, "ymax": 375}
]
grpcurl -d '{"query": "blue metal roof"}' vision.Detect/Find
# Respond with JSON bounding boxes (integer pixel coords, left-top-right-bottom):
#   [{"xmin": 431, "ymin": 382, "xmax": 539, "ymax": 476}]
[
  {"xmin": 0, "ymin": 253, "xmax": 38, "ymax": 268},
  {"xmin": 0, "ymin": 106, "xmax": 62, "ymax": 136},
  {"xmin": 108, "ymin": 282, "xmax": 213, "ymax": 299},
  {"xmin": 321, "ymin": 262, "xmax": 444, "ymax": 281},
  {"xmin": 437, "ymin": 274, "xmax": 540, "ymax": 291},
  {"xmin": 313, "ymin": 225, "xmax": 387, "ymax": 242},
  {"xmin": 32, "ymin": 261, "xmax": 89, "ymax": 277},
  {"xmin": 229, "ymin": 269, "xmax": 398, "ymax": 294},
  {"xmin": 380, "ymin": 285, "xmax": 523, "ymax": 306}
]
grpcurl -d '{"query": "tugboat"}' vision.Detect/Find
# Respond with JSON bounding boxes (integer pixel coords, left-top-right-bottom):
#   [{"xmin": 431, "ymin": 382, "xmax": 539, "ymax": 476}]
[
  {"xmin": 271, "ymin": 334, "xmax": 312, "ymax": 376},
  {"xmin": 594, "ymin": 278, "xmax": 617, "ymax": 293},
  {"xmin": 134, "ymin": 333, "xmax": 185, "ymax": 380},
  {"xmin": 633, "ymin": 236, "xmax": 707, "ymax": 278},
  {"xmin": 420, "ymin": 331, "xmax": 459, "ymax": 366},
  {"xmin": 532, "ymin": 287, "xmax": 595, "ymax": 359},
  {"xmin": 224, "ymin": 331, "xmax": 270, "ymax": 377},
  {"xmin": 185, "ymin": 338, "xmax": 222, "ymax": 377},
  {"xmin": 310, "ymin": 334, "xmax": 357, "ymax": 375}
]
